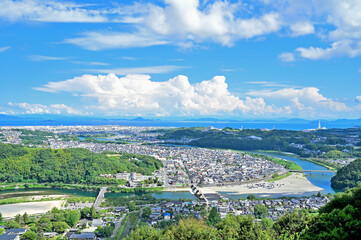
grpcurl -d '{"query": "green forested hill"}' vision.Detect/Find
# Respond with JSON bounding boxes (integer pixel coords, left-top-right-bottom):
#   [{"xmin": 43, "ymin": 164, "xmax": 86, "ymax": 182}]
[
  {"xmin": 331, "ymin": 159, "xmax": 361, "ymax": 190},
  {"xmin": 0, "ymin": 143, "xmax": 163, "ymax": 184}
]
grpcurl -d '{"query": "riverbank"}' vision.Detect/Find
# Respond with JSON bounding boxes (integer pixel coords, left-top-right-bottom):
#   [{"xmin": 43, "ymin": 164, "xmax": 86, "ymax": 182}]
[
  {"xmin": 199, "ymin": 173, "xmax": 323, "ymax": 198},
  {"xmin": 0, "ymin": 200, "xmax": 65, "ymax": 218}
]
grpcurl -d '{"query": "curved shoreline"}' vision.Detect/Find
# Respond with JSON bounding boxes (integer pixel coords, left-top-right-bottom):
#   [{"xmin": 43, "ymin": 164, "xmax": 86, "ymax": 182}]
[{"xmin": 199, "ymin": 173, "xmax": 323, "ymax": 198}]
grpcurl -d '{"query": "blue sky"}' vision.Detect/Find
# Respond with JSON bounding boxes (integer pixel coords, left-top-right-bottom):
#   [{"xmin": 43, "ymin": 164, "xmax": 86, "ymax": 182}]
[{"xmin": 0, "ymin": 0, "xmax": 361, "ymax": 119}]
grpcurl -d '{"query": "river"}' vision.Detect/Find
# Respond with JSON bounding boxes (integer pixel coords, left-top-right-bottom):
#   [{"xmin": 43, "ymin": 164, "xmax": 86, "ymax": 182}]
[
  {"xmin": 0, "ymin": 188, "xmax": 196, "ymax": 200},
  {"xmin": 256, "ymin": 152, "xmax": 336, "ymax": 194}
]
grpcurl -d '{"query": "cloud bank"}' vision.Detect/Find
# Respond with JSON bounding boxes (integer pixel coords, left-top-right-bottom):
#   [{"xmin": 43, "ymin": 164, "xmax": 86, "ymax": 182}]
[{"xmin": 33, "ymin": 73, "xmax": 354, "ymax": 118}]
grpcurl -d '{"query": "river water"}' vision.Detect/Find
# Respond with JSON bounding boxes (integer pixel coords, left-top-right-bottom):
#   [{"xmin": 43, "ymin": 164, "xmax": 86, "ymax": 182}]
[{"xmin": 255, "ymin": 152, "xmax": 336, "ymax": 194}]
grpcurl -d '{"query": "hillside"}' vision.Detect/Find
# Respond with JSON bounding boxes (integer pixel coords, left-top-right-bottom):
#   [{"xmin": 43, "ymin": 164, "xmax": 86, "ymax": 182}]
[
  {"xmin": 331, "ymin": 159, "xmax": 361, "ymax": 190},
  {"xmin": 0, "ymin": 143, "xmax": 163, "ymax": 185}
]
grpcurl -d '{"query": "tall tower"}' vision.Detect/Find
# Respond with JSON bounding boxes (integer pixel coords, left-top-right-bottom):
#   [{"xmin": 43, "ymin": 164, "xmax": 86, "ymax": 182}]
[{"xmin": 318, "ymin": 120, "xmax": 321, "ymax": 129}]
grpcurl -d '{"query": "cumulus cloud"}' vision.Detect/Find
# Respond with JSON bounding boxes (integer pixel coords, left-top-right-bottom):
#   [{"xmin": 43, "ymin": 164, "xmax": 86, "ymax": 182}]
[
  {"xmin": 248, "ymin": 87, "xmax": 351, "ymax": 117},
  {"xmin": 290, "ymin": 22, "xmax": 315, "ymax": 37},
  {"xmin": 0, "ymin": 0, "xmax": 106, "ymax": 22},
  {"xmin": 32, "ymin": 73, "xmax": 355, "ymax": 118},
  {"xmin": 356, "ymin": 95, "xmax": 361, "ymax": 102},
  {"xmin": 8, "ymin": 102, "xmax": 81, "ymax": 115},
  {"xmin": 34, "ymin": 73, "xmax": 275, "ymax": 116}
]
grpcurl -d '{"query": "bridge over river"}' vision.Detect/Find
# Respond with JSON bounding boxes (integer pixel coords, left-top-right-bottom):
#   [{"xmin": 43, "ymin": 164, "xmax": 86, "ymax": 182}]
[{"xmin": 93, "ymin": 187, "xmax": 107, "ymax": 209}]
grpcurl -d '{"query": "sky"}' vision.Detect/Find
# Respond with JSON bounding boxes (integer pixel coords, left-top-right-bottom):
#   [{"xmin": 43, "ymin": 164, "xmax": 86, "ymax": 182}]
[{"xmin": 0, "ymin": 0, "xmax": 361, "ymax": 119}]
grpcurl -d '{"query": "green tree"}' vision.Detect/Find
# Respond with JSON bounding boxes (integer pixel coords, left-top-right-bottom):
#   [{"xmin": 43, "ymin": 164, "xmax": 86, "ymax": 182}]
[
  {"xmin": 97, "ymin": 224, "xmax": 114, "ymax": 237},
  {"xmin": 23, "ymin": 212, "xmax": 29, "ymax": 225},
  {"xmin": 126, "ymin": 225, "xmax": 162, "ymax": 240},
  {"xmin": 254, "ymin": 205, "xmax": 268, "ymax": 219},
  {"xmin": 142, "ymin": 207, "xmax": 152, "ymax": 219},
  {"xmin": 217, "ymin": 215, "xmax": 267, "ymax": 240},
  {"xmin": 261, "ymin": 218, "xmax": 273, "ymax": 229},
  {"xmin": 81, "ymin": 207, "xmax": 91, "ymax": 218},
  {"xmin": 66, "ymin": 210, "xmax": 80, "ymax": 227},
  {"xmin": 206, "ymin": 207, "xmax": 221, "ymax": 226},
  {"xmin": 90, "ymin": 206, "xmax": 97, "ymax": 219},
  {"xmin": 164, "ymin": 219, "xmax": 218, "ymax": 240},
  {"xmin": 0, "ymin": 212, "xmax": 2, "ymax": 222},
  {"xmin": 52, "ymin": 222, "xmax": 69, "ymax": 233},
  {"xmin": 128, "ymin": 202, "xmax": 136, "ymax": 212},
  {"xmin": 247, "ymin": 194, "xmax": 256, "ymax": 200},
  {"xmin": 6, "ymin": 221, "xmax": 20, "ymax": 229},
  {"xmin": 15, "ymin": 214, "xmax": 21, "ymax": 224},
  {"xmin": 0, "ymin": 228, "xmax": 5, "ymax": 235},
  {"xmin": 20, "ymin": 231, "xmax": 37, "ymax": 240}
]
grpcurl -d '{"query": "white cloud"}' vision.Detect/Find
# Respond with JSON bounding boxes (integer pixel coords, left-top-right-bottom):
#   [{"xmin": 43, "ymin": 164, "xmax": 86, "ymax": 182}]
[
  {"xmin": 290, "ymin": 22, "xmax": 315, "ymax": 37},
  {"xmin": 65, "ymin": 31, "xmax": 169, "ymax": 50},
  {"xmin": 0, "ymin": 0, "xmax": 106, "ymax": 22},
  {"xmin": 276, "ymin": 0, "xmax": 361, "ymax": 60},
  {"xmin": 296, "ymin": 40, "xmax": 361, "ymax": 60},
  {"xmin": 65, "ymin": 0, "xmax": 282, "ymax": 49},
  {"xmin": 34, "ymin": 73, "xmax": 275, "ymax": 116},
  {"xmin": 0, "ymin": 46, "xmax": 10, "ymax": 53},
  {"xmin": 356, "ymin": 95, "xmax": 361, "ymax": 102},
  {"xmin": 278, "ymin": 52, "xmax": 295, "ymax": 62},
  {"xmin": 248, "ymin": 87, "xmax": 351, "ymax": 117},
  {"xmin": 29, "ymin": 55, "xmax": 69, "ymax": 61},
  {"xmin": 32, "ymin": 73, "xmax": 356, "ymax": 118},
  {"xmin": 85, "ymin": 65, "xmax": 185, "ymax": 75},
  {"xmin": 8, "ymin": 102, "xmax": 81, "ymax": 115}
]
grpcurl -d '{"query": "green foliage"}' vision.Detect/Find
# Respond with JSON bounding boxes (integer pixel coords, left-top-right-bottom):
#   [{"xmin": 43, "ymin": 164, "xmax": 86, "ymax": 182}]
[
  {"xmin": 96, "ymin": 223, "xmax": 115, "ymax": 237},
  {"xmin": 66, "ymin": 210, "xmax": 80, "ymax": 227},
  {"xmin": 206, "ymin": 207, "xmax": 221, "ymax": 226},
  {"xmin": 217, "ymin": 215, "xmax": 267, "ymax": 240},
  {"xmin": 164, "ymin": 219, "xmax": 218, "ymax": 240},
  {"xmin": 23, "ymin": 212, "xmax": 29, "ymax": 224},
  {"xmin": 52, "ymin": 222, "xmax": 69, "ymax": 233},
  {"xmin": 247, "ymin": 194, "xmax": 256, "ymax": 200},
  {"xmin": 273, "ymin": 210, "xmax": 312, "ymax": 237},
  {"xmin": 6, "ymin": 221, "xmax": 21, "ymax": 229},
  {"xmin": 300, "ymin": 184, "xmax": 361, "ymax": 239},
  {"xmin": 129, "ymin": 202, "xmax": 136, "ymax": 211},
  {"xmin": 261, "ymin": 218, "xmax": 273, "ymax": 229},
  {"xmin": 0, "ymin": 228, "xmax": 5, "ymax": 235},
  {"xmin": 0, "ymin": 143, "xmax": 163, "ymax": 185},
  {"xmin": 20, "ymin": 231, "xmax": 37, "ymax": 240},
  {"xmin": 90, "ymin": 206, "xmax": 97, "ymax": 219},
  {"xmin": 254, "ymin": 205, "xmax": 268, "ymax": 219},
  {"xmin": 141, "ymin": 207, "xmax": 152, "ymax": 219},
  {"xmin": 331, "ymin": 159, "xmax": 361, "ymax": 190}
]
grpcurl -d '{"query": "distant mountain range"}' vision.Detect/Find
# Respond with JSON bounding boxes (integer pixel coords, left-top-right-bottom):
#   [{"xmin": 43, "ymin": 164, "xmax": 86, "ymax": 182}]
[{"xmin": 0, "ymin": 114, "xmax": 360, "ymax": 129}]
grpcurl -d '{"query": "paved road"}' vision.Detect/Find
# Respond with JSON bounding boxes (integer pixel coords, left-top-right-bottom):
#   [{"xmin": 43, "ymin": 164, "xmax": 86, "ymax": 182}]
[{"xmin": 110, "ymin": 214, "xmax": 126, "ymax": 239}]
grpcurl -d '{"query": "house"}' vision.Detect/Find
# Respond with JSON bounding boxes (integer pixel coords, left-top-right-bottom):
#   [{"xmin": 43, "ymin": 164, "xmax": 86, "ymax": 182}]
[
  {"xmin": 5, "ymin": 229, "xmax": 27, "ymax": 235},
  {"xmin": 164, "ymin": 213, "xmax": 171, "ymax": 221},
  {"xmin": 91, "ymin": 219, "xmax": 105, "ymax": 228},
  {"xmin": 0, "ymin": 235, "xmax": 19, "ymax": 240},
  {"xmin": 69, "ymin": 233, "xmax": 96, "ymax": 240},
  {"xmin": 43, "ymin": 232, "xmax": 58, "ymax": 238}
]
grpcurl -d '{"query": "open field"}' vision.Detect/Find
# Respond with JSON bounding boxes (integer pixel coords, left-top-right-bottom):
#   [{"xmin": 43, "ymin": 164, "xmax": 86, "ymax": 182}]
[{"xmin": 0, "ymin": 200, "xmax": 65, "ymax": 218}]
